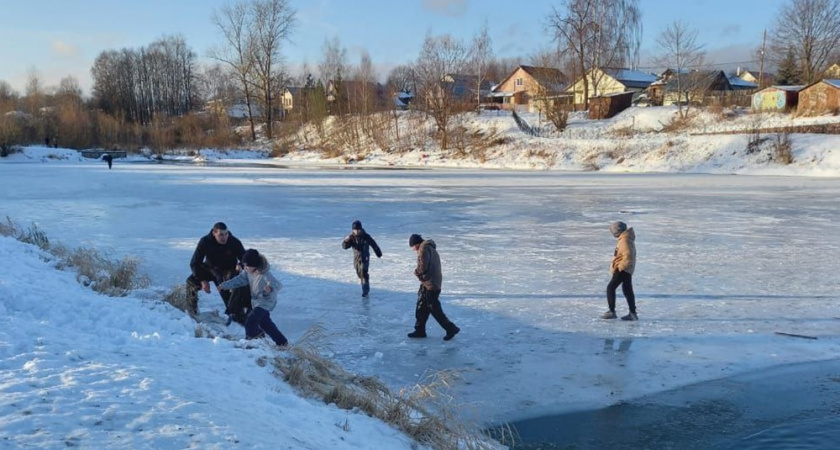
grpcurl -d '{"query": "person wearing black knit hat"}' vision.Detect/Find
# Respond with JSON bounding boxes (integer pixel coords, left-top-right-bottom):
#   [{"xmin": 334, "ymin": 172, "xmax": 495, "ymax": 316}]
[
  {"xmin": 407, "ymin": 234, "xmax": 460, "ymax": 341},
  {"xmin": 341, "ymin": 220, "xmax": 382, "ymax": 298}
]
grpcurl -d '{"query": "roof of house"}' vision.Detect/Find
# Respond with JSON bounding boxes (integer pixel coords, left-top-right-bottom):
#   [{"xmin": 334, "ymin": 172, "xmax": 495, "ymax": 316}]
[
  {"xmin": 823, "ymin": 79, "xmax": 840, "ymax": 89},
  {"xmin": 664, "ymin": 70, "xmax": 730, "ymax": 91},
  {"xmin": 601, "ymin": 68, "xmax": 657, "ymax": 88},
  {"xmin": 728, "ymin": 76, "xmax": 758, "ymax": 89},
  {"xmin": 443, "ymin": 74, "xmax": 494, "ymax": 91},
  {"xmin": 519, "ymin": 65, "xmax": 566, "ymax": 90},
  {"xmin": 284, "ymin": 86, "xmax": 303, "ymax": 96},
  {"xmin": 758, "ymin": 85, "xmax": 806, "ymax": 93}
]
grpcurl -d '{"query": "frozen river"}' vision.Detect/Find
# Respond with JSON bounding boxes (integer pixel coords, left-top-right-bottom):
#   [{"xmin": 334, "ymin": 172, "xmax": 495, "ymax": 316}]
[{"xmin": 2, "ymin": 160, "xmax": 839, "ymax": 428}]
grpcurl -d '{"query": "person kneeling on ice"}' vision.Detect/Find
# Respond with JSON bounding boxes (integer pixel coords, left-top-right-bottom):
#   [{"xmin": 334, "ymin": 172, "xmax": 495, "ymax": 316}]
[
  {"xmin": 219, "ymin": 249, "xmax": 289, "ymax": 347},
  {"xmin": 407, "ymin": 234, "xmax": 460, "ymax": 341},
  {"xmin": 601, "ymin": 221, "xmax": 638, "ymax": 321},
  {"xmin": 341, "ymin": 220, "xmax": 382, "ymax": 297}
]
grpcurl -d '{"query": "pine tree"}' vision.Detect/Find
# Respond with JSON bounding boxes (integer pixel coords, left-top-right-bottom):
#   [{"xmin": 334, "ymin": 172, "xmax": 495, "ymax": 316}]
[{"xmin": 776, "ymin": 48, "xmax": 802, "ymax": 85}]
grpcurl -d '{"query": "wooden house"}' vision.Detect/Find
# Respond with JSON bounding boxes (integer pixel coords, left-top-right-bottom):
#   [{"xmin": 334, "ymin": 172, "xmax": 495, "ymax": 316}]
[
  {"xmin": 565, "ymin": 67, "xmax": 656, "ymax": 106},
  {"xmin": 488, "ymin": 65, "xmax": 567, "ymax": 112},
  {"xmin": 662, "ymin": 70, "xmax": 753, "ymax": 105}
]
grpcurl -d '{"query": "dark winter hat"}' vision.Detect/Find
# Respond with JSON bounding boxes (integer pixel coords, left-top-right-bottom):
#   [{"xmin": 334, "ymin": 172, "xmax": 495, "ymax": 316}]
[
  {"xmin": 352, "ymin": 220, "xmax": 362, "ymax": 230},
  {"xmin": 408, "ymin": 234, "xmax": 423, "ymax": 247},
  {"xmin": 610, "ymin": 221, "xmax": 627, "ymax": 237},
  {"xmin": 242, "ymin": 249, "xmax": 261, "ymax": 267}
]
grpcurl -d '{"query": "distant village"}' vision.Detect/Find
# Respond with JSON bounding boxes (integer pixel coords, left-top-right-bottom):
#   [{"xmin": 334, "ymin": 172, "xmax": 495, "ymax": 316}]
[
  {"xmin": 3, "ymin": 0, "xmax": 840, "ymax": 155},
  {"xmin": 275, "ymin": 63, "xmax": 840, "ymax": 124}
]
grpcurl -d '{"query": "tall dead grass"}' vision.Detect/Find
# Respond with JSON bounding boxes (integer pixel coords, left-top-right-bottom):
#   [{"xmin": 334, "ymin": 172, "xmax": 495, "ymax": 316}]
[
  {"xmin": 0, "ymin": 216, "xmax": 149, "ymax": 296},
  {"xmin": 273, "ymin": 326, "xmax": 508, "ymax": 450}
]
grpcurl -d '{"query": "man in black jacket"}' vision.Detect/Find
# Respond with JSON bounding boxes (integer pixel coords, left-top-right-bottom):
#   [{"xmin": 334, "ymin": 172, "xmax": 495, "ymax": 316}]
[
  {"xmin": 342, "ymin": 220, "xmax": 382, "ymax": 297},
  {"xmin": 186, "ymin": 222, "xmax": 250, "ymax": 323}
]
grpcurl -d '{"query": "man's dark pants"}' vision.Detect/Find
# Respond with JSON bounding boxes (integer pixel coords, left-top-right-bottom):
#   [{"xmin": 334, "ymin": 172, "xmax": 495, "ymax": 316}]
[
  {"xmin": 186, "ymin": 264, "xmax": 251, "ymax": 323},
  {"xmin": 414, "ymin": 285, "xmax": 457, "ymax": 334}
]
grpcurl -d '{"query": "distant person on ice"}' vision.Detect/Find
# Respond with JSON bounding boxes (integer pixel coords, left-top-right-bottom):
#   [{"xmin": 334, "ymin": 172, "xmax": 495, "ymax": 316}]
[
  {"xmin": 186, "ymin": 222, "xmax": 251, "ymax": 323},
  {"xmin": 407, "ymin": 234, "xmax": 460, "ymax": 340},
  {"xmin": 219, "ymin": 248, "xmax": 289, "ymax": 348},
  {"xmin": 341, "ymin": 220, "xmax": 382, "ymax": 297},
  {"xmin": 601, "ymin": 221, "xmax": 637, "ymax": 321},
  {"xmin": 102, "ymin": 153, "xmax": 113, "ymax": 169}
]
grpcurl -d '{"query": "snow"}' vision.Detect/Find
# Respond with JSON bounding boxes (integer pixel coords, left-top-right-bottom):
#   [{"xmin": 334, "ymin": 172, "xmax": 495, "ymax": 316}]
[{"xmin": 2, "ymin": 106, "xmax": 840, "ymax": 447}]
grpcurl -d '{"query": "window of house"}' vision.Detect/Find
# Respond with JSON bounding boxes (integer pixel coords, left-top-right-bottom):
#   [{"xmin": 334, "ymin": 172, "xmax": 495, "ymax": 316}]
[{"xmin": 515, "ymin": 78, "xmax": 523, "ymax": 87}]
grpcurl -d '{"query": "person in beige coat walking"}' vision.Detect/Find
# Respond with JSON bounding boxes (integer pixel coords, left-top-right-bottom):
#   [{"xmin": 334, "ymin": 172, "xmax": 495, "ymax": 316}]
[{"xmin": 601, "ymin": 221, "xmax": 638, "ymax": 321}]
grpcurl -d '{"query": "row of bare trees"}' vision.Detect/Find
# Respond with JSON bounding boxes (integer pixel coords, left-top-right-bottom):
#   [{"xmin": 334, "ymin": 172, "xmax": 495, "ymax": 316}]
[{"xmin": 91, "ymin": 35, "xmax": 198, "ymax": 124}]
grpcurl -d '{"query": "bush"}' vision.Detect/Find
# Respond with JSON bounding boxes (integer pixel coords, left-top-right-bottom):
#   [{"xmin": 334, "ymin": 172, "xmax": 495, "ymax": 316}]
[
  {"xmin": 0, "ymin": 216, "xmax": 149, "ymax": 296},
  {"xmin": 773, "ymin": 133, "xmax": 793, "ymax": 164},
  {"xmin": 270, "ymin": 327, "xmax": 504, "ymax": 450}
]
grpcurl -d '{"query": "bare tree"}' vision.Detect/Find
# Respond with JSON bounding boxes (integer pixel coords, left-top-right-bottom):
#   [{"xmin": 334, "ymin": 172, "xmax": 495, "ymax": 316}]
[
  {"xmin": 415, "ymin": 33, "xmax": 469, "ymax": 150},
  {"xmin": 210, "ymin": 1, "xmax": 259, "ymax": 141},
  {"xmin": 769, "ymin": 0, "xmax": 840, "ymax": 84},
  {"xmin": 318, "ymin": 36, "xmax": 349, "ymax": 85},
  {"xmin": 386, "ymin": 64, "xmax": 417, "ymax": 95},
  {"xmin": 470, "ymin": 20, "xmax": 494, "ymax": 113},
  {"xmin": 655, "ymin": 20, "xmax": 705, "ymax": 118},
  {"xmin": 547, "ymin": 0, "xmax": 642, "ymax": 108},
  {"xmin": 24, "ymin": 67, "xmax": 45, "ymax": 115},
  {"xmin": 250, "ymin": 0, "xmax": 296, "ymax": 139},
  {"xmin": 0, "ymin": 80, "xmax": 17, "ymax": 103},
  {"xmin": 352, "ymin": 50, "xmax": 378, "ymax": 115},
  {"xmin": 486, "ymin": 57, "xmax": 521, "ymax": 85}
]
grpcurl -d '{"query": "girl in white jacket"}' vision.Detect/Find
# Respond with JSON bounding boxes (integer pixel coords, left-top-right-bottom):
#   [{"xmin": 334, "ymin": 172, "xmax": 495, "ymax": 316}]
[{"xmin": 219, "ymin": 249, "xmax": 289, "ymax": 347}]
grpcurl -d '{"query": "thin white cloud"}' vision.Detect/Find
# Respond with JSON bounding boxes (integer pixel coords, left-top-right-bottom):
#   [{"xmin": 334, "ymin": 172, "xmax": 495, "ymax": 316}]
[
  {"xmin": 50, "ymin": 40, "xmax": 81, "ymax": 58},
  {"xmin": 421, "ymin": 0, "xmax": 467, "ymax": 17}
]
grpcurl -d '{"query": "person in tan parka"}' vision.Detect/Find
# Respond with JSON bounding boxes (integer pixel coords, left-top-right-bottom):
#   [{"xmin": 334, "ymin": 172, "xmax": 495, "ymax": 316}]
[{"xmin": 601, "ymin": 221, "xmax": 637, "ymax": 321}]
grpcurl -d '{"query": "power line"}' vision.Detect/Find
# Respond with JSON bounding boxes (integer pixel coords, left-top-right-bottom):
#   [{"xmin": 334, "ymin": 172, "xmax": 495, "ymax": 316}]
[{"xmin": 635, "ymin": 59, "xmax": 761, "ymax": 71}]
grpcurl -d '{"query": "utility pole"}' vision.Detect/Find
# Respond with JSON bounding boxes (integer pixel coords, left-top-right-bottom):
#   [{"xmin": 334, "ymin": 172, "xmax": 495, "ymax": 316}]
[{"xmin": 758, "ymin": 28, "xmax": 767, "ymax": 88}]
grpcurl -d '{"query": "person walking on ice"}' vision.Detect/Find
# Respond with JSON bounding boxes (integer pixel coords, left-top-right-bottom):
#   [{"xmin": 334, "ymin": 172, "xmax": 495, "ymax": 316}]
[
  {"xmin": 407, "ymin": 234, "xmax": 460, "ymax": 340},
  {"xmin": 341, "ymin": 220, "xmax": 382, "ymax": 298},
  {"xmin": 219, "ymin": 249, "xmax": 289, "ymax": 348},
  {"xmin": 601, "ymin": 221, "xmax": 638, "ymax": 321}
]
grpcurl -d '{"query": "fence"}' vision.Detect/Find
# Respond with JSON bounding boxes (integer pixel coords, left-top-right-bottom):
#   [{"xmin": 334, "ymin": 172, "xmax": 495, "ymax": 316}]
[{"xmin": 511, "ymin": 110, "xmax": 542, "ymax": 136}]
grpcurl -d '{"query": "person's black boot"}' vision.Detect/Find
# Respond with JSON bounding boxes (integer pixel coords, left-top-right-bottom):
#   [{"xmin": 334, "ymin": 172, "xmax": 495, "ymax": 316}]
[
  {"xmin": 443, "ymin": 326, "xmax": 460, "ymax": 341},
  {"xmin": 407, "ymin": 331, "xmax": 427, "ymax": 338}
]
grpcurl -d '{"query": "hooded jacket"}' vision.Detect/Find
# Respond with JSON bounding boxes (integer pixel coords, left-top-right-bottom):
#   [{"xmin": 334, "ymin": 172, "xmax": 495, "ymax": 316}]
[
  {"xmin": 414, "ymin": 239, "xmax": 443, "ymax": 290},
  {"xmin": 611, "ymin": 228, "xmax": 636, "ymax": 275},
  {"xmin": 219, "ymin": 255, "xmax": 282, "ymax": 311},
  {"xmin": 190, "ymin": 230, "xmax": 245, "ymax": 279}
]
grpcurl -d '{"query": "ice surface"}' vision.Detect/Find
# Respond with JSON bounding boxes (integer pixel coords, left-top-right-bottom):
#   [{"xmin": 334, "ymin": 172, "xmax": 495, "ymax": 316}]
[{"xmin": 2, "ymin": 160, "xmax": 838, "ymax": 432}]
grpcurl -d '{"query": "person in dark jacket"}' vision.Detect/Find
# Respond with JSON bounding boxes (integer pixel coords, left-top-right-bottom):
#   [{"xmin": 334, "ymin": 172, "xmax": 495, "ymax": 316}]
[
  {"xmin": 407, "ymin": 234, "xmax": 460, "ymax": 341},
  {"xmin": 102, "ymin": 153, "xmax": 113, "ymax": 169},
  {"xmin": 186, "ymin": 222, "xmax": 251, "ymax": 323},
  {"xmin": 341, "ymin": 220, "xmax": 382, "ymax": 297}
]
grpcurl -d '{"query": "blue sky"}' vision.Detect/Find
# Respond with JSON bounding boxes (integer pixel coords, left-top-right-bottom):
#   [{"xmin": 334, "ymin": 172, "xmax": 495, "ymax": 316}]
[{"xmin": 0, "ymin": 0, "xmax": 788, "ymax": 95}]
